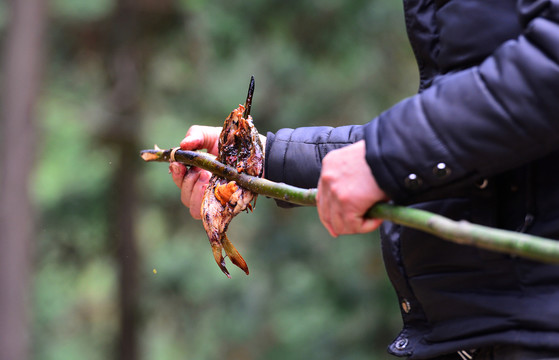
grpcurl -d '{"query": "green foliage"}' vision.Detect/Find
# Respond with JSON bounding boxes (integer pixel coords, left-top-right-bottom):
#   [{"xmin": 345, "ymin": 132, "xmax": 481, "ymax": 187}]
[
  {"xmin": 51, "ymin": 0, "xmax": 115, "ymax": 21},
  {"xmin": 31, "ymin": 0, "xmax": 417, "ymax": 359},
  {"xmin": 0, "ymin": 1, "xmax": 8, "ymax": 31}
]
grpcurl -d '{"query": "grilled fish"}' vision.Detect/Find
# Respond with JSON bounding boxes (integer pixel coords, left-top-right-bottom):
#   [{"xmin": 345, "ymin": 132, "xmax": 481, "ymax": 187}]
[{"xmin": 201, "ymin": 77, "xmax": 264, "ymax": 278}]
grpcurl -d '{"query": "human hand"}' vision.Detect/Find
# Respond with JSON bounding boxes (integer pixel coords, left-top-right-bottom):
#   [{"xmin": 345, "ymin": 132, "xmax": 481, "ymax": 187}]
[
  {"xmin": 179, "ymin": 125, "xmax": 222, "ymax": 155},
  {"xmin": 316, "ymin": 140, "xmax": 388, "ymax": 237},
  {"xmin": 169, "ymin": 125, "xmax": 221, "ymax": 219}
]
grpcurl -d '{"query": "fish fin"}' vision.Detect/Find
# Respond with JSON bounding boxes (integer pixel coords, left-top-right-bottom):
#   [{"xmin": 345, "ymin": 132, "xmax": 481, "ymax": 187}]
[
  {"xmin": 211, "ymin": 242, "xmax": 231, "ymax": 278},
  {"xmin": 251, "ymin": 194, "xmax": 258, "ymax": 211},
  {"xmin": 222, "ymin": 234, "xmax": 249, "ymax": 275}
]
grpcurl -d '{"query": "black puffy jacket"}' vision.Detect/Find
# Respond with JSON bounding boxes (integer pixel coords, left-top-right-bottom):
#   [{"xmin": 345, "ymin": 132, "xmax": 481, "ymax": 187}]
[{"xmin": 264, "ymin": 0, "xmax": 559, "ymax": 358}]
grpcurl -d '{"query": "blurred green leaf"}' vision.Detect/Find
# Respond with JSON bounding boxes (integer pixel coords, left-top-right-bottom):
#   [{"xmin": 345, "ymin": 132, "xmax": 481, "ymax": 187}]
[{"xmin": 51, "ymin": 0, "xmax": 115, "ymax": 21}]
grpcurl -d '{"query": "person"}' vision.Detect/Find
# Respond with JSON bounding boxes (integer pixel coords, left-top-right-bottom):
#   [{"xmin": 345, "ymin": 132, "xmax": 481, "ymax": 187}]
[{"xmin": 168, "ymin": 0, "xmax": 559, "ymax": 358}]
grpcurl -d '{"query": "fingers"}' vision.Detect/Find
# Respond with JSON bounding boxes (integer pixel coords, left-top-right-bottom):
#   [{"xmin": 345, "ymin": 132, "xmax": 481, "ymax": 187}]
[
  {"xmin": 316, "ymin": 189, "xmax": 338, "ymax": 237},
  {"xmin": 317, "ymin": 185, "xmax": 383, "ymax": 236},
  {"xmin": 316, "ymin": 141, "xmax": 386, "ymax": 236},
  {"xmin": 180, "ymin": 125, "xmax": 221, "ymax": 155},
  {"xmin": 360, "ymin": 217, "xmax": 384, "ymax": 233},
  {"xmin": 318, "ymin": 186, "xmax": 380, "ymax": 237},
  {"xmin": 180, "ymin": 167, "xmax": 202, "ymax": 208},
  {"xmin": 169, "ymin": 162, "xmax": 187, "ymax": 188},
  {"xmin": 187, "ymin": 170, "xmax": 211, "ymax": 219},
  {"xmin": 171, "ymin": 125, "xmax": 219, "ymax": 220},
  {"xmin": 169, "ymin": 161, "xmax": 211, "ymax": 220}
]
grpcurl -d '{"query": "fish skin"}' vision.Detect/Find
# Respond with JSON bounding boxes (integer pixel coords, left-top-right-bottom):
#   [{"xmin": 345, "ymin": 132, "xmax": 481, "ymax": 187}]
[{"xmin": 201, "ymin": 104, "xmax": 263, "ymax": 277}]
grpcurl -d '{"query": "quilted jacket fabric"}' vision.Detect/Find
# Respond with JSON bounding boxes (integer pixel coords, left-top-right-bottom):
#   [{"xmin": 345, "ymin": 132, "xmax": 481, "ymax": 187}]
[{"xmin": 264, "ymin": 0, "xmax": 559, "ymax": 358}]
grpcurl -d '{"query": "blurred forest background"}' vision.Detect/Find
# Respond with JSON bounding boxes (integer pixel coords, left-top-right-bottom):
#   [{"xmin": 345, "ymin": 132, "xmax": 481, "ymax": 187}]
[{"xmin": 0, "ymin": 0, "xmax": 418, "ymax": 359}]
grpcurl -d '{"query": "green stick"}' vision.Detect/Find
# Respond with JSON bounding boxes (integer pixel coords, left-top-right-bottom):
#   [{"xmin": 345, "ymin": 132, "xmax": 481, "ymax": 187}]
[
  {"xmin": 141, "ymin": 147, "xmax": 317, "ymax": 205},
  {"xmin": 368, "ymin": 203, "xmax": 559, "ymax": 264},
  {"xmin": 141, "ymin": 147, "xmax": 559, "ymax": 264}
]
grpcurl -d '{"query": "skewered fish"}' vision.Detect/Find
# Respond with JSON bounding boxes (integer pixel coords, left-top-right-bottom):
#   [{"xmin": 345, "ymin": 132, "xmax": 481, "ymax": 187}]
[{"xmin": 201, "ymin": 77, "xmax": 264, "ymax": 278}]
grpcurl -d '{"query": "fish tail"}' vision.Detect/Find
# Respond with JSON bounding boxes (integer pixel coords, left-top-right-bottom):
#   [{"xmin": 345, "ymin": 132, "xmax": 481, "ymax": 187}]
[{"xmin": 222, "ymin": 234, "xmax": 249, "ymax": 275}]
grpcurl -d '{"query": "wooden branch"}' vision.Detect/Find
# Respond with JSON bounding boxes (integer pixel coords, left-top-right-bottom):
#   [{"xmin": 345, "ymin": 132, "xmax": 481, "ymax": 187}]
[
  {"xmin": 141, "ymin": 147, "xmax": 317, "ymax": 206},
  {"xmin": 141, "ymin": 147, "xmax": 559, "ymax": 264}
]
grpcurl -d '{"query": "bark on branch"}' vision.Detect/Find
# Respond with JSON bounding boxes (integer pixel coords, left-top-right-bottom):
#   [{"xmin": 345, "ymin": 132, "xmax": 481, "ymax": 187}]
[{"xmin": 141, "ymin": 147, "xmax": 559, "ymax": 264}]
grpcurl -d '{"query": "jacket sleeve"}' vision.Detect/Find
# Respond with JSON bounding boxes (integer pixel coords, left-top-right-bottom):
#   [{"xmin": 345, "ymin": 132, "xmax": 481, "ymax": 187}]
[
  {"xmin": 364, "ymin": 0, "xmax": 559, "ymax": 203},
  {"xmin": 264, "ymin": 125, "xmax": 365, "ymax": 189}
]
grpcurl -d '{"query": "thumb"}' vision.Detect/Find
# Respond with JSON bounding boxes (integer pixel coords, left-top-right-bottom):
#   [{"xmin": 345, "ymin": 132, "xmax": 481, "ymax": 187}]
[
  {"xmin": 180, "ymin": 125, "xmax": 220, "ymax": 155},
  {"xmin": 180, "ymin": 126, "xmax": 206, "ymax": 150},
  {"xmin": 358, "ymin": 217, "xmax": 383, "ymax": 234}
]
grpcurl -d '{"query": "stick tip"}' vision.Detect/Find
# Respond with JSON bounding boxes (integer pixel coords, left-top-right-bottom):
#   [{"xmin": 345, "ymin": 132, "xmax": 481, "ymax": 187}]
[{"xmin": 140, "ymin": 151, "xmax": 160, "ymax": 161}]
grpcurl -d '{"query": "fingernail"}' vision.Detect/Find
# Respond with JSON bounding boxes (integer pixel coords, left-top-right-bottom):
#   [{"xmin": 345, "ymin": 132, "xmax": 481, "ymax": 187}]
[
  {"xmin": 169, "ymin": 162, "xmax": 183, "ymax": 176},
  {"xmin": 199, "ymin": 170, "xmax": 211, "ymax": 182}
]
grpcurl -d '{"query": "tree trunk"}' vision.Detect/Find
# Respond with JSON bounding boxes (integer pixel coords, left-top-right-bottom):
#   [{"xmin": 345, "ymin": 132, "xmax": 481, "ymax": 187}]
[
  {"xmin": 0, "ymin": 0, "xmax": 47, "ymax": 359},
  {"xmin": 106, "ymin": 1, "xmax": 142, "ymax": 359}
]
